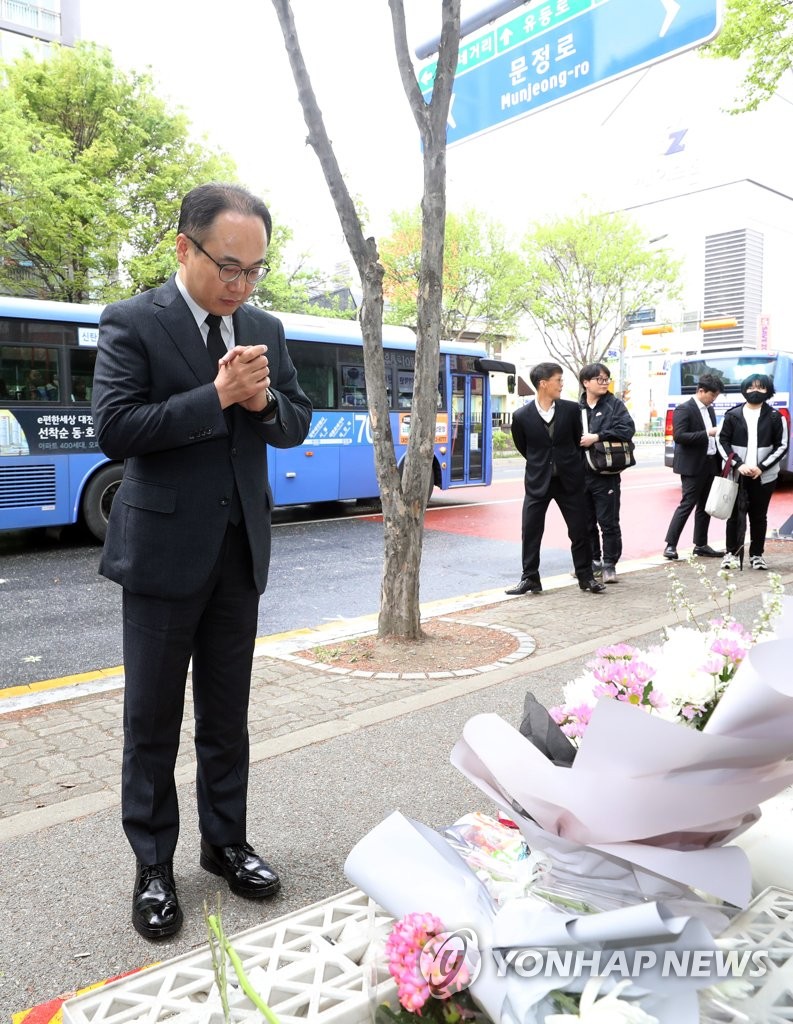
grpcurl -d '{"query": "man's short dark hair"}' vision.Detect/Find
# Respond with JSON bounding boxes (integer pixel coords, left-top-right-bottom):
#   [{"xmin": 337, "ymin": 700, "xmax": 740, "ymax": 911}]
[
  {"xmin": 579, "ymin": 362, "xmax": 610, "ymax": 386},
  {"xmin": 697, "ymin": 373, "xmax": 723, "ymax": 395},
  {"xmin": 529, "ymin": 361, "xmax": 564, "ymax": 389},
  {"xmin": 177, "ymin": 182, "xmax": 272, "ymax": 244}
]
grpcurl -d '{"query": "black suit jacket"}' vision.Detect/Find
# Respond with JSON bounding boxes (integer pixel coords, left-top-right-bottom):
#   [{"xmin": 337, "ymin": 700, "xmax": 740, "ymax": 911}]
[
  {"xmin": 671, "ymin": 397, "xmax": 716, "ymax": 476},
  {"xmin": 511, "ymin": 398, "xmax": 586, "ymax": 497},
  {"xmin": 92, "ymin": 276, "xmax": 312, "ymax": 599}
]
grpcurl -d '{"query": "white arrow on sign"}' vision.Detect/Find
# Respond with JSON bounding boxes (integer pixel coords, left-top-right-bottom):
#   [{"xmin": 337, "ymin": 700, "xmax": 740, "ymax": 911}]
[
  {"xmin": 659, "ymin": 0, "xmax": 681, "ymax": 37},
  {"xmin": 447, "ymin": 92, "xmax": 457, "ymax": 129}
]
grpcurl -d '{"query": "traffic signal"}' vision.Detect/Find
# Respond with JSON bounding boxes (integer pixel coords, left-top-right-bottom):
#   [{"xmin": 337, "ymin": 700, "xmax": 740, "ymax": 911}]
[{"xmin": 641, "ymin": 324, "xmax": 674, "ymax": 335}]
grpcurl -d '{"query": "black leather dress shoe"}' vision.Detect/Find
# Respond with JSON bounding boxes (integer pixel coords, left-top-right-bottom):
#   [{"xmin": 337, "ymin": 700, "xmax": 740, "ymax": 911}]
[
  {"xmin": 132, "ymin": 861, "xmax": 183, "ymax": 940},
  {"xmin": 579, "ymin": 578, "xmax": 607, "ymax": 593},
  {"xmin": 663, "ymin": 545, "xmax": 678, "ymax": 560},
  {"xmin": 693, "ymin": 545, "xmax": 725, "ymax": 557},
  {"xmin": 505, "ymin": 578, "xmax": 542, "ymax": 595},
  {"xmin": 200, "ymin": 839, "xmax": 281, "ymax": 899}
]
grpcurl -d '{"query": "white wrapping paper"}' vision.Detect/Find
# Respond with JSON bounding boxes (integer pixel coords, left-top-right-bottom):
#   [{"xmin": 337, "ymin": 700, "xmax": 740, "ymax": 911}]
[
  {"xmin": 451, "ymin": 634, "xmax": 793, "ymax": 908},
  {"xmin": 345, "ymin": 812, "xmax": 717, "ymax": 1024}
]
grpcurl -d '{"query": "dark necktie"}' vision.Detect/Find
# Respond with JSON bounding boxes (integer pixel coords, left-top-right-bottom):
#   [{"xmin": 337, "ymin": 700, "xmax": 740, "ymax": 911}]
[
  {"xmin": 204, "ymin": 314, "xmax": 242, "ymax": 525},
  {"xmin": 205, "ymin": 314, "xmax": 227, "ymax": 366}
]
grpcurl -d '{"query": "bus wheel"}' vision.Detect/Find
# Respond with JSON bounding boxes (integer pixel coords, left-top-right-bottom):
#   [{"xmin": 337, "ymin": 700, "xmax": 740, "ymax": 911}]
[{"xmin": 82, "ymin": 464, "xmax": 123, "ymax": 543}]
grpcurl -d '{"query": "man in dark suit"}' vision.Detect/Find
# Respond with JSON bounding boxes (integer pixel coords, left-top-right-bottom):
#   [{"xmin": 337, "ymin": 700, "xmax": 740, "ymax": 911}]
[
  {"xmin": 92, "ymin": 183, "xmax": 312, "ymax": 940},
  {"xmin": 663, "ymin": 372, "xmax": 725, "ymax": 559},
  {"xmin": 506, "ymin": 362, "xmax": 606, "ymax": 596}
]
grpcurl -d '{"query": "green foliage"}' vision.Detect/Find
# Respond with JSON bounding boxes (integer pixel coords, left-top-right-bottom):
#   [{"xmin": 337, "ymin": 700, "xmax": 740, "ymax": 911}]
[
  {"xmin": 379, "ymin": 207, "xmax": 526, "ymax": 345},
  {"xmin": 521, "ymin": 209, "xmax": 681, "ymax": 377},
  {"xmin": 703, "ymin": 0, "xmax": 793, "ymax": 112},
  {"xmin": 255, "ymin": 226, "xmax": 357, "ymax": 318},
  {"xmin": 0, "ymin": 41, "xmax": 234, "ymax": 302},
  {"xmin": 492, "ymin": 429, "xmax": 516, "ymax": 455},
  {"xmin": 374, "ymin": 992, "xmax": 484, "ymax": 1024}
]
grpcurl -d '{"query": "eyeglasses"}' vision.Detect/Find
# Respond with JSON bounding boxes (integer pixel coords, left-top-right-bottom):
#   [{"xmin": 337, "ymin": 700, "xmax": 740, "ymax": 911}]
[
  {"xmin": 185, "ymin": 234, "xmax": 270, "ymax": 285},
  {"xmin": 592, "ymin": 377, "xmax": 610, "ymax": 385}
]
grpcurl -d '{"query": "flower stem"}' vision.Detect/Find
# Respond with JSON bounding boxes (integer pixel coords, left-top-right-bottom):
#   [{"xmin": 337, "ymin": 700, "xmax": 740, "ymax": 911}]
[{"xmin": 207, "ymin": 913, "xmax": 281, "ymax": 1024}]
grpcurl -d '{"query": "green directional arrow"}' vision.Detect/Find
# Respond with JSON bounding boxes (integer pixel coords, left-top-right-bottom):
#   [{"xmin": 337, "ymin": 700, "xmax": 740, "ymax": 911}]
[{"xmin": 419, "ymin": 0, "xmax": 599, "ymax": 94}]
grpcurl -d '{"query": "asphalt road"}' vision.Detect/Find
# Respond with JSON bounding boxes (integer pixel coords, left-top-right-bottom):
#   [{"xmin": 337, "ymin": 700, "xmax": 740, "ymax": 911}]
[
  {"xmin": 0, "ymin": 462, "xmax": 525, "ymax": 690},
  {"xmin": 0, "ymin": 446, "xmax": 700, "ymax": 692}
]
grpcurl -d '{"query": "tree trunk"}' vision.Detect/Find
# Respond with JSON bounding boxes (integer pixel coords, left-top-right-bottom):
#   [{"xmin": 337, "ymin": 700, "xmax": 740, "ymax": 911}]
[{"xmin": 272, "ymin": 0, "xmax": 459, "ymax": 639}]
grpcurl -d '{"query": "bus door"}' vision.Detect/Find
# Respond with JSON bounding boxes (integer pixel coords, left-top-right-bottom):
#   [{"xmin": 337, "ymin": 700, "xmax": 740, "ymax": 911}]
[{"xmin": 450, "ymin": 374, "xmax": 485, "ymax": 484}]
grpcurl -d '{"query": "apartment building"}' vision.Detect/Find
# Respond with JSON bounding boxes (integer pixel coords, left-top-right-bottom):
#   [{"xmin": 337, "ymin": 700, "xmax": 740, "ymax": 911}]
[{"xmin": 0, "ymin": 0, "xmax": 80, "ymax": 58}]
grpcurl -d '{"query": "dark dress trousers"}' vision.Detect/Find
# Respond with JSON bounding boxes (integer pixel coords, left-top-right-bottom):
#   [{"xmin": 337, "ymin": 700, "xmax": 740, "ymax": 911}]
[
  {"xmin": 511, "ymin": 398, "xmax": 593, "ymax": 584},
  {"xmin": 92, "ymin": 276, "xmax": 312, "ymax": 864},
  {"xmin": 580, "ymin": 392, "xmax": 636, "ymax": 567},
  {"xmin": 664, "ymin": 397, "xmax": 720, "ymax": 548}
]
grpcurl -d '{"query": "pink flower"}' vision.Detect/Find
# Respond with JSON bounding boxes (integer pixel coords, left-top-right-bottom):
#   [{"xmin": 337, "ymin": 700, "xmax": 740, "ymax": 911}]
[
  {"xmin": 549, "ymin": 702, "xmax": 594, "ymax": 739},
  {"xmin": 385, "ymin": 912, "xmax": 446, "ymax": 1013}
]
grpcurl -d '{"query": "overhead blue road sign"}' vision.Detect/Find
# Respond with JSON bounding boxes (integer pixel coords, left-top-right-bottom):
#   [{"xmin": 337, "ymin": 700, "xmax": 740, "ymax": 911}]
[
  {"xmin": 420, "ymin": 0, "xmax": 722, "ymax": 147},
  {"xmin": 625, "ymin": 307, "xmax": 657, "ymax": 324}
]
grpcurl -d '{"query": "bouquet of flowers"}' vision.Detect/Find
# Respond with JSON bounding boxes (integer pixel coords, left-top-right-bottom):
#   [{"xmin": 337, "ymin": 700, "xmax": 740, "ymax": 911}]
[
  {"xmin": 346, "ymin": 571, "xmax": 793, "ymax": 1024},
  {"xmin": 550, "ymin": 569, "xmax": 783, "ymax": 740},
  {"xmin": 452, "ymin": 588, "xmax": 793, "ymax": 910}
]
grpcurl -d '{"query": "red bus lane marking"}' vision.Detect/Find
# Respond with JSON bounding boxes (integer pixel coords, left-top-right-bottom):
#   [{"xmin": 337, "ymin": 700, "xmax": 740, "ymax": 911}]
[{"xmin": 420, "ymin": 473, "xmax": 793, "ymax": 560}]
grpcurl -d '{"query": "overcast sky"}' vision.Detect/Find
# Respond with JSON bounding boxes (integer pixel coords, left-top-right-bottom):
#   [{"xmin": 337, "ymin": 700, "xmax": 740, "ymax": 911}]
[
  {"xmin": 78, "ymin": 1, "xmax": 435, "ymax": 267},
  {"xmin": 77, "ymin": 2, "xmax": 793, "ymax": 276}
]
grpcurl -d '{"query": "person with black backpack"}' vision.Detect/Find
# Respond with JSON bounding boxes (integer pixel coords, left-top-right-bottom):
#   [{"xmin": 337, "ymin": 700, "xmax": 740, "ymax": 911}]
[{"xmin": 578, "ymin": 363, "xmax": 636, "ymax": 584}]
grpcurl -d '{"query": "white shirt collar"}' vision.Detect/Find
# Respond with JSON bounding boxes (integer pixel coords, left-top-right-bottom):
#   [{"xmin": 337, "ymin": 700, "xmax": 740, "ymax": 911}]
[
  {"xmin": 534, "ymin": 398, "xmax": 555, "ymax": 423},
  {"xmin": 174, "ymin": 273, "xmax": 232, "ymax": 337}
]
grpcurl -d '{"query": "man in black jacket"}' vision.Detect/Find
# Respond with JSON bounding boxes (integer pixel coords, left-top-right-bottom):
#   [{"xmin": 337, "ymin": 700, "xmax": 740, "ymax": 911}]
[
  {"xmin": 506, "ymin": 362, "xmax": 606, "ymax": 595},
  {"xmin": 663, "ymin": 373, "xmax": 725, "ymax": 560},
  {"xmin": 93, "ymin": 183, "xmax": 312, "ymax": 940},
  {"xmin": 578, "ymin": 363, "xmax": 636, "ymax": 584}
]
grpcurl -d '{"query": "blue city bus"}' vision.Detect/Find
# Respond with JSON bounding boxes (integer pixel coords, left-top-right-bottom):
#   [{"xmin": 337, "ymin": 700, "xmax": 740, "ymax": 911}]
[
  {"xmin": 0, "ymin": 297, "xmax": 514, "ymax": 540},
  {"xmin": 664, "ymin": 349, "xmax": 793, "ymax": 474}
]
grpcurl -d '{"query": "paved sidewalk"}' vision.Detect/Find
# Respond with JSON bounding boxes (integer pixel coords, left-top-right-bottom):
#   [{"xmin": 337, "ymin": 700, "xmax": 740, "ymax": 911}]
[
  {"xmin": 3, "ymin": 545, "xmax": 793, "ymax": 837},
  {"xmin": 2, "ymin": 541, "xmax": 792, "ymax": 1015}
]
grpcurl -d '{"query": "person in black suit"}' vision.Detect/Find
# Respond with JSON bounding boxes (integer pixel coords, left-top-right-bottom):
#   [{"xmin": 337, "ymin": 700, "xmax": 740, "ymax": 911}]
[
  {"xmin": 663, "ymin": 373, "xmax": 725, "ymax": 560},
  {"xmin": 505, "ymin": 362, "xmax": 606, "ymax": 596},
  {"xmin": 92, "ymin": 183, "xmax": 312, "ymax": 940}
]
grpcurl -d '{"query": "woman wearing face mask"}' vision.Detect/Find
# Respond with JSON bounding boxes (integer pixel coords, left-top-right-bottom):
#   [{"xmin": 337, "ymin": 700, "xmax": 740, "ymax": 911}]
[{"xmin": 716, "ymin": 373, "xmax": 789, "ymax": 570}]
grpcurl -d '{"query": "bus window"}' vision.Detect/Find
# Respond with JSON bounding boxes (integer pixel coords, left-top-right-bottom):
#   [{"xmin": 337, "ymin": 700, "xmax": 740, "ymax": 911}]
[
  {"xmin": 341, "ymin": 361, "xmax": 366, "ymax": 408},
  {"xmin": 68, "ymin": 347, "xmax": 97, "ymax": 403},
  {"xmin": 677, "ymin": 354, "xmax": 778, "ymax": 393},
  {"xmin": 0, "ymin": 346, "xmax": 61, "ymax": 402},
  {"xmin": 397, "ymin": 369, "xmax": 414, "ymax": 408},
  {"xmin": 286, "ymin": 339, "xmax": 337, "ymax": 410}
]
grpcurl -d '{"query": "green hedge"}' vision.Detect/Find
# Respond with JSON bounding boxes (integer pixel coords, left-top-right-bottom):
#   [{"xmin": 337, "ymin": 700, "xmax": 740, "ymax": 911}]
[{"xmin": 493, "ymin": 429, "xmax": 517, "ymax": 456}]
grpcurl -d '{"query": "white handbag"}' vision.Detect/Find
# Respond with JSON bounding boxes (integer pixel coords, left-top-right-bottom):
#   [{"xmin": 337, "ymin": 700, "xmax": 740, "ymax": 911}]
[{"xmin": 705, "ymin": 454, "xmax": 738, "ymax": 520}]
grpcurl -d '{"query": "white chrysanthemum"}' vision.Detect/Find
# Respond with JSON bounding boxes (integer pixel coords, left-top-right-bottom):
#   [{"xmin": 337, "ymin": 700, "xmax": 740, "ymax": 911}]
[
  {"xmin": 562, "ymin": 670, "xmax": 600, "ymax": 706},
  {"xmin": 545, "ymin": 979, "xmax": 659, "ymax": 1024},
  {"xmin": 643, "ymin": 628, "xmax": 718, "ymax": 710}
]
